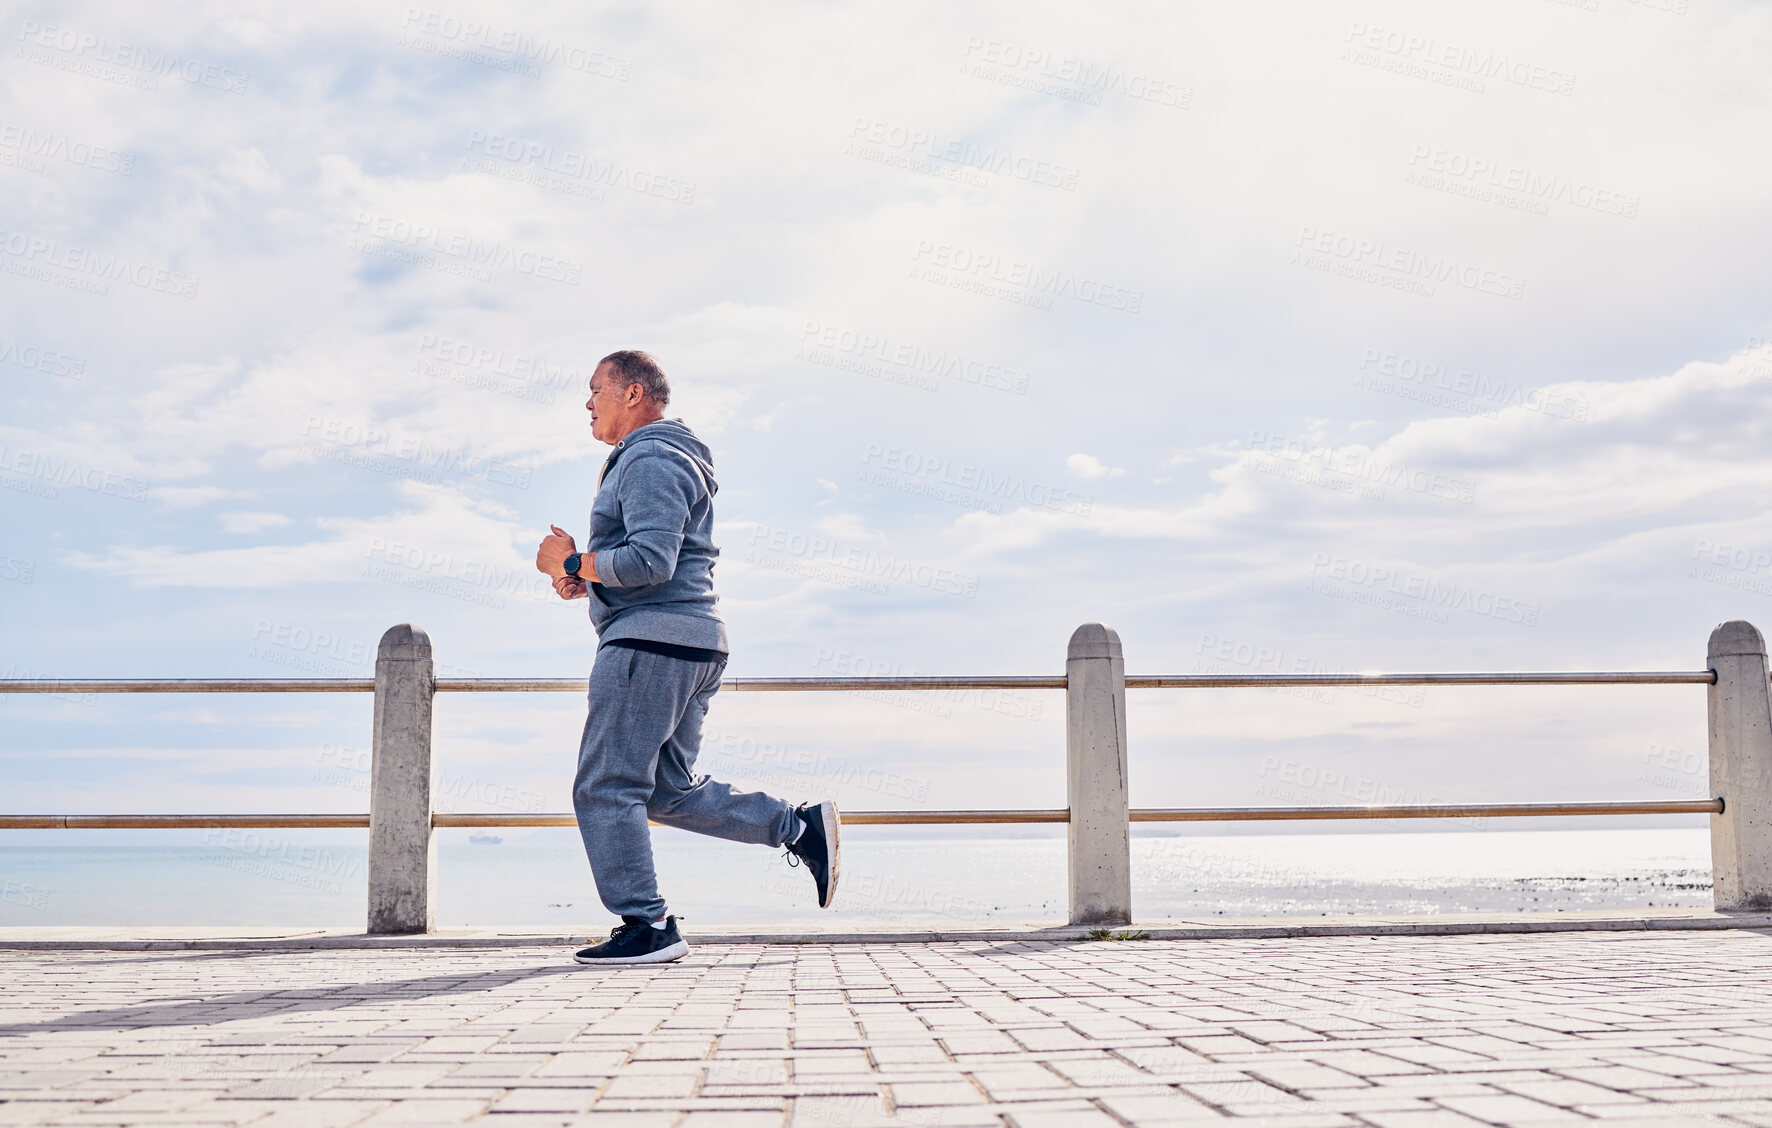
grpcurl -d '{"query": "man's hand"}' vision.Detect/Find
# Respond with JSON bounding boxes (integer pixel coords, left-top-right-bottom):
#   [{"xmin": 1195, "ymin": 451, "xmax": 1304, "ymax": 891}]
[
  {"xmin": 553, "ymin": 574, "xmax": 588, "ymax": 600},
  {"xmin": 536, "ymin": 524, "xmax": 576, "ymax": 578}
]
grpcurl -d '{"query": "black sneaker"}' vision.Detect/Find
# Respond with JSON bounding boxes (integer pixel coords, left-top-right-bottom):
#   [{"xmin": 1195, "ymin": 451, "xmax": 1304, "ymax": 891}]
[
  {"xmin": 573, "ymin": 915, "xmax": 689, "ymax": 965},
  {"xmin": 786, "ymin": 801, "xmax": 840, "ymax": 908}
]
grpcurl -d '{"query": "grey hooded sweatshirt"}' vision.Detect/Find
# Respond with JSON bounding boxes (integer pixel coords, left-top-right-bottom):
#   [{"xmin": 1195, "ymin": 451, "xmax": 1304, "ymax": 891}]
[{"xmin": 585, "ymin": 418, "xmax": 729, "ymax": 653}]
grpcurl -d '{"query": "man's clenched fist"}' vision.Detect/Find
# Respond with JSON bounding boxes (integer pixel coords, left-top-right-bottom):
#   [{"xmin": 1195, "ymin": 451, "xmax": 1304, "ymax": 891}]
[
  {"xmin": 535, "ymin": 523, "xmax": 576, "ymax": 578},
  {"xmin": 553, "ymin": 574, "xmax": 588, "ymax": 600}
]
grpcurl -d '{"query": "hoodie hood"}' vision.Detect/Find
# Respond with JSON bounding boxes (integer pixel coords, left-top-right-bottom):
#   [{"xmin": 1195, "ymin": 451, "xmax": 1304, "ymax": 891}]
[{"xmin": 605, "ymin": 418, "xmax": 717, "ymax": 494}]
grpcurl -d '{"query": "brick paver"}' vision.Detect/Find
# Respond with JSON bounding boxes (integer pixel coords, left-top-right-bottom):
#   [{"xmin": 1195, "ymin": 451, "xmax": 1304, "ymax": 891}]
[{"xmin": 3, "ymin": 930, "xmax": 1772, "ymax": 1125}]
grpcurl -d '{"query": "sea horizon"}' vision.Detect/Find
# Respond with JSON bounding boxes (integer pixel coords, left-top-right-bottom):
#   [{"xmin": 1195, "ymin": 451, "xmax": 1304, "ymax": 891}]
[{"xmin": 0, "ymin": 825, "xmax": 1712, "ymax": 930}]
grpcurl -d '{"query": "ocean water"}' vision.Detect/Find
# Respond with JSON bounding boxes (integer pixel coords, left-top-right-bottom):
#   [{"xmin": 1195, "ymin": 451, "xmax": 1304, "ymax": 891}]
[{"xmin": 0, "ymin": 827, "xmax": 1712, "ymax": 929}]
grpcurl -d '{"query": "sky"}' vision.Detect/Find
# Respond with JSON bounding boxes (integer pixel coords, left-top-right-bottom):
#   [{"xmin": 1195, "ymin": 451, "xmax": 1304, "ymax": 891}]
[{"xmin": 3, "ymin": 0, "xmax": 1771, "ymax": 849}]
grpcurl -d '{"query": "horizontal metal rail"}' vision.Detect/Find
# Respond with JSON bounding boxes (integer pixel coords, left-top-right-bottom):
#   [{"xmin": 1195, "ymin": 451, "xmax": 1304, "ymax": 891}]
[
  {"xmin": 0, "ymin": 799, "xmax": 1721, "ymax": 831},
  {"xmin": 1126, "ymin": 671, "xmax": 1720, "ymax": 688},
  {"xmin": 440, "ymin": 800, "xmax": 1723, "ymax": 825},
  {"xmin": 1, "ymin": 814, "xmax": 374, "ymax": 829},
  {"xmin": 434, "ymin": 676, "xmax": 1073, "ymax": 692},
  {"xmin": 0, "ymin": 671, "xmax": 1726, "ymax": 693},
  {"xmin": 1129, "ymin": 799, "xmax": 1723, "ymax": 821},
  {"xmin": 0, "ymin": 679, "xmax": 377, "ymax": 693},
  {"xmin": 431, "ymin": 810, "xmax": 1074, "ymax": 827}
]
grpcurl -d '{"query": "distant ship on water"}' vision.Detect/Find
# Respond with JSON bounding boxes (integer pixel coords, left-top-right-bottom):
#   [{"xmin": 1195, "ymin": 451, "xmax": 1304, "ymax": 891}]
[{"xmin": 468, "ymin": 832, "xmax": 503, "ymax": 845}]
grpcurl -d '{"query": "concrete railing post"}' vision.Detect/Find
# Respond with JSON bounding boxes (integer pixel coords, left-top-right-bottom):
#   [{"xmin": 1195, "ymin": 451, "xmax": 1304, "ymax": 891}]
[
  {"xmin": 1067, "ymin": 622, "xmax": 1131, "ymax": 926},
  {"xmin": 1709, "ymin": 619, "xmax": 1772, "ymax": 912},
  {"xmin": 368, "ymin": 624, "xmax": 435, "ymax": 934}
]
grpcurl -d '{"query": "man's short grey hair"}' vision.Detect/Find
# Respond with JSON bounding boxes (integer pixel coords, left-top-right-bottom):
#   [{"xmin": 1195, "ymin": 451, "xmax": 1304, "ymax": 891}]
[{"xmin": 599, "ymin": 350, "xmax": 670, "ymax": 407}]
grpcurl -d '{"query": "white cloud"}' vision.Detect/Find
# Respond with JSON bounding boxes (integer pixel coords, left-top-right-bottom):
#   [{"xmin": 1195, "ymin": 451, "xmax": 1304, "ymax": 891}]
[
  {"xmin": 218, "ymin": 511, "xmax": 292, "ymax": 534},
  {"xmin": 944, "ymin": 351, "xmax": 1772, "ymax": 623},
  {"xmin": 67, "ymin": 482, "xmax": 529, "ymax": 589},
  {"xmin": 1067, "ymin": 453, "xmax": 1125, "ymax": 480},
  {"xmin": 146, "ymin": 486, "xmax": 254, "ymax": 510},
  {"xmin": 812, "ymin": 511, "xmax": 887, "ymax": 544}
]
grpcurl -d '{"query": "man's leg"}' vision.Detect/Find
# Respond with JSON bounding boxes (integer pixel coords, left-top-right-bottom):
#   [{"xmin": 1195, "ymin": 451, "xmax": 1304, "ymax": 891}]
[
  {"xmin": 647, "ymin": 657, "xmax": 802, "ymax": 847},
  {"xmin": 572, "ymin": 644, "xmax": 710, "ymax": 921}
]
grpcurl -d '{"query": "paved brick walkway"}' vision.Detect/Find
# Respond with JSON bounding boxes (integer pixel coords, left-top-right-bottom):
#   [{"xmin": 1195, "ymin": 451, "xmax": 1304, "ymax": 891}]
[{"xmin": 4, "ymin": 930, "xmax": 1772, "ymax": 1126}]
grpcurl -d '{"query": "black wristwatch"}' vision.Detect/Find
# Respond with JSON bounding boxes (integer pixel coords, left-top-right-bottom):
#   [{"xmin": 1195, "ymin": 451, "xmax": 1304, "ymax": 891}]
[{"xmin": 563, "ymin": 552, "xmax": 583, "ymax": 578}]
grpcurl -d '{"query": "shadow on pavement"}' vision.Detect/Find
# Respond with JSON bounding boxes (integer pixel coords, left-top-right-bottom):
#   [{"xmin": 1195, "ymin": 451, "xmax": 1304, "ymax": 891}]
[{"xmin": 0, "ymin": 961, "xmax": 583, "ymax": 1037}]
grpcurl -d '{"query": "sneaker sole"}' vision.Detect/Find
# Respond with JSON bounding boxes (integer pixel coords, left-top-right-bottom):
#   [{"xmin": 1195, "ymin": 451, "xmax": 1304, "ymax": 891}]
[
  {"xmin": 572, "ymin": 939, "xmax": 690, "ymax": 965},
  {"xmin": 818, "ymin": 801, "xmax": 841, "ymax": 909}
]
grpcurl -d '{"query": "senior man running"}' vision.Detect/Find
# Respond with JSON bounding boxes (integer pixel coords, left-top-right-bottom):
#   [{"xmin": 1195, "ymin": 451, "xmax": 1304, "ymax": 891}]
[{"xmin": 535, "ymin": 350, "xmax": 839, "ymax": 965}]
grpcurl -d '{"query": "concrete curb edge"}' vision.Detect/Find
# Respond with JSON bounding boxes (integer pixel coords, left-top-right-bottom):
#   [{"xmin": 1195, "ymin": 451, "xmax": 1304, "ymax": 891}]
[{"xmin": 6, "ymin": 910, "xmax": 1772, "ymax": 950}]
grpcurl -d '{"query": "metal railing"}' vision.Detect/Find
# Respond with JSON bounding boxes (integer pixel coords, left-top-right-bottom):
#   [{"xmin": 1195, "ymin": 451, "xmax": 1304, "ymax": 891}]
[
  {"xmin": 1, "ymin": 670, "xmax": 1721, "ymax": 694},
  {"xmin": 5, "ymin": 799, "xmax": 1727, "ymax": 832},
  {"xmin": 4, "ymin": 619, "xmax": 1769, "ymax": 930}
]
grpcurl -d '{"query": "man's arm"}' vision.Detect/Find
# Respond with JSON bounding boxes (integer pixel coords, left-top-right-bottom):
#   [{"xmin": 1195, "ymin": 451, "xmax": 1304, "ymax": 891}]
[{"xmin": 584, "ymin": 449, "xmax": 697, "ymax": 588}]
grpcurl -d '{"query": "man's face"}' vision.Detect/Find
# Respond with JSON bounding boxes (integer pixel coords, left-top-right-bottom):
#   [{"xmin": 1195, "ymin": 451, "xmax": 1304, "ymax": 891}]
[{"xmin": 585, "ymin": 362, "xmax": 637, "ymax": 444}]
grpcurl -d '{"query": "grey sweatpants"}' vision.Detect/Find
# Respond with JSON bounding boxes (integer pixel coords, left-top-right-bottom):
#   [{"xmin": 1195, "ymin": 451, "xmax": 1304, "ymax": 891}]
[{"xmin": 573, "ymin": 642, "xmax": 800, "ymax": 921}]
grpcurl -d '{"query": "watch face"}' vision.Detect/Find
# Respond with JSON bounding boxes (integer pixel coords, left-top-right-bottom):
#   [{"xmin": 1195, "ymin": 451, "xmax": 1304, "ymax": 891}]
[{"xmin": 565, "ymin": 553, "xmax": 580, "ymax": 576}]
